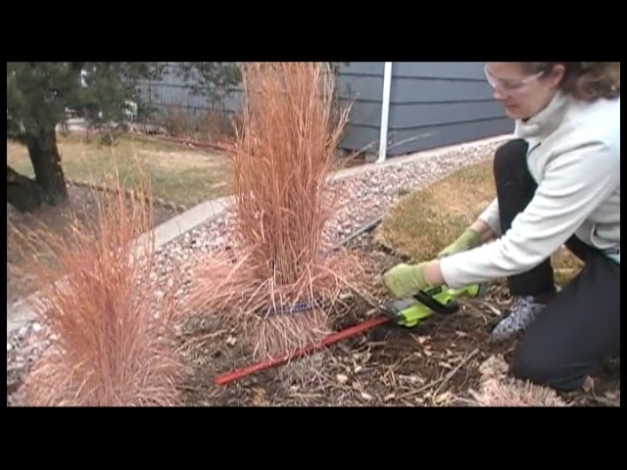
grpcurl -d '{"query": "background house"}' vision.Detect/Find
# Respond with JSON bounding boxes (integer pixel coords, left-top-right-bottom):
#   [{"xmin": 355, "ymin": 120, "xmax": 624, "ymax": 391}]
[{"xmin": 139, "ymin": 62, "xmax": 514, "ymax": 161}]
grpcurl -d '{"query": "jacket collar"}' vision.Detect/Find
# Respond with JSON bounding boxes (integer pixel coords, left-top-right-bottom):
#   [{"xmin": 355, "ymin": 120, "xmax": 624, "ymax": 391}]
[{"xmin": 513, "ymin": 90, "xmax": 571, "ymax": 140}]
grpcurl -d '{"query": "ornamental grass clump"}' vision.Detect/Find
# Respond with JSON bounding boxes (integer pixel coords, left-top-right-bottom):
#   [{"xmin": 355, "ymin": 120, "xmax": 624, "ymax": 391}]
[
  {"xmin": 464, "ymin": 355, "xmax": 568, "ymax": 407},
  {"xmin": 188, "ymin": 62, "xmax": 358, "ymax": 360},
  {"xmin": 467, "ymin": 378, "xmax": 569, "ymax": 406},
  {"xmin": 18, "ymin": 149, "xmax": 185, "ymax": 406}
]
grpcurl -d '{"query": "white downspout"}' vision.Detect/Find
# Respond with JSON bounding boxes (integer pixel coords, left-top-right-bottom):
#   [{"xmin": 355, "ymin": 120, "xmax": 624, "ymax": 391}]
[{"xmin": 377, "ymin": 62, "xmax": 393, "ymax": 163}]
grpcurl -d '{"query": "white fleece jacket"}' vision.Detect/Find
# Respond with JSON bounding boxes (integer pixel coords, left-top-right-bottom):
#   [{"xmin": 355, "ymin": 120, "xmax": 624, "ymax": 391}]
[{"xmin": 439, "ymin": 90, "xmax": 620, "ymax": 289}]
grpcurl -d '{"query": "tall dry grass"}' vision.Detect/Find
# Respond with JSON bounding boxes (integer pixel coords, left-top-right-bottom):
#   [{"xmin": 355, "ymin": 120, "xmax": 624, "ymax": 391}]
[
  {"xmin": 459, "ymin": 355, "xmax": 568, "ymax": 407},
  {"xmin": 187, "ymin": 62, "xmax": 358, "ymax": 359},
  {"xmin": 467, "ymin": 379, "xmax": 569, "ymax": 406},
  {"xmin": 17, "ymin": 145, "xmax": 185, "ymax": 406}
]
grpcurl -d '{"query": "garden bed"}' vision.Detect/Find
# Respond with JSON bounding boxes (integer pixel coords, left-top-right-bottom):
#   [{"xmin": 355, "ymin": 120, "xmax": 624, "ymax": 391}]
[{"xmin": 174, "ymin": 230, "xmax": 619, "ymax": 407}]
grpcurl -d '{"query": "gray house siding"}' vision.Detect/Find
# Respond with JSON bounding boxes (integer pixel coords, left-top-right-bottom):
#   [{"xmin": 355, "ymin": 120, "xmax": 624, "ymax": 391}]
[
  {"xmin": 335, "ymin": 62, "xmax": 513, "ymax": 157},
  {"xmin": 334, "ymin": 62, "xmax": 385, "ymax": 155},
  {"xmin": 138, "ymin": 62, "xmax": 513, "ymax": 158},
  {"xmin": 139, "ymin": 63, "xmax": 234, "ymax": 118}
]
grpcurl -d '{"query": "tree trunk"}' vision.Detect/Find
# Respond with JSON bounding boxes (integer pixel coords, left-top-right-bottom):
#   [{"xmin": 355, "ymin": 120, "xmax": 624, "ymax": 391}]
[
  {"xmin": 29, "ymin": 127, "xmax": 68, "ymax": 205},
  {"xmin": 7, "ymin": 127, "xmax": 68, "ymax": 213}
]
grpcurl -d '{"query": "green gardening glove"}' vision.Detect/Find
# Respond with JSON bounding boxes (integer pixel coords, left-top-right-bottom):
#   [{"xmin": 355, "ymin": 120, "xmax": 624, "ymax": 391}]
[
  {"xmin": 438, "ymin": 228, "xmax": 481, "ymax": 258},
  {"xmin": 383, "ymin": 262, "xmax": 433, "ymax": 299}
]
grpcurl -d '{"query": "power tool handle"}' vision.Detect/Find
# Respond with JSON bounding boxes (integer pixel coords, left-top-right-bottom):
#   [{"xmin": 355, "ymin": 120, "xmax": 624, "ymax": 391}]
[{"xmin": 414, "ymin": 290, "xmax": 459, "ymax": 314}]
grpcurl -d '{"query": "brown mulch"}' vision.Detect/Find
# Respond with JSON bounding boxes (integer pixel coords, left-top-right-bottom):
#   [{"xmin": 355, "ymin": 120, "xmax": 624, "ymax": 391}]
[
  {"xmin": 177, "ymin": 233, "xmax": 620, "ymax": 407},
  {"xmin": 7, "ymin": 184, "xmax": 181, "ymax": 306}
]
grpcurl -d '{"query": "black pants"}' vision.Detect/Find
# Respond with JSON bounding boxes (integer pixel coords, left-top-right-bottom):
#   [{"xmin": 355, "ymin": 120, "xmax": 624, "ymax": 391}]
[{"xmin": 491, "ymin": 139, "xmax": 620, "ymax": 392}]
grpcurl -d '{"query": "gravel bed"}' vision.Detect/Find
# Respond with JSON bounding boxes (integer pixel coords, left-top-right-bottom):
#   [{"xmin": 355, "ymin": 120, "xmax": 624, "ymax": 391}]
[
  {"xmin": 7, "ymin": 137, "xmax": 507, "ymax": 406},
  {"xmin": 156, "ymin": 139, "xmax": 504, "ymax": 264}
]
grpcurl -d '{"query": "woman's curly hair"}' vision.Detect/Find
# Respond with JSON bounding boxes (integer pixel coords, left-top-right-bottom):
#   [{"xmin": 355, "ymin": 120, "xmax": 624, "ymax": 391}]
[{"xmin": 524, "ymin": 62, "xmax": 620, "ymax": 101}]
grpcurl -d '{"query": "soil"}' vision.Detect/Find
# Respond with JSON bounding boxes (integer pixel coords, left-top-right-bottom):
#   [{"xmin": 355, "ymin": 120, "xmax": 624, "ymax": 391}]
[
  {"xmin": 177, "ymin": 232, "xmax": 620, "ymax": 407},
  {"xmin": 7, "ymin": 184, "xmax": 181, "ymax": 306}
]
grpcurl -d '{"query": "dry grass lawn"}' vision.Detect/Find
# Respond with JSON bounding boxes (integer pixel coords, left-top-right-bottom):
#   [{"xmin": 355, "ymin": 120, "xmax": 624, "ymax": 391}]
[
  {"xmin": 7, "ymin": 133, "xmax": 233, "ymax": 207},
  {"xmin": 375, "ymin": 160, "xmax": 583, "ymax": 287}
]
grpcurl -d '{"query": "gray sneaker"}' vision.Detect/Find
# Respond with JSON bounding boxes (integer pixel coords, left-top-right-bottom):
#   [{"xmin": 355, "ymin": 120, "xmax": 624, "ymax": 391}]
[{"xmin": 490, "ymin": 296, "xmax": 546, "ymax": 340}]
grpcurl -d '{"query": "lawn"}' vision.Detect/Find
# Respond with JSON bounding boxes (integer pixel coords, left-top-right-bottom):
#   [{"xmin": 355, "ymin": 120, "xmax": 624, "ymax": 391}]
[{"xmin": 7, "ymin": 133, "xmax": 233, "ymax": 208}]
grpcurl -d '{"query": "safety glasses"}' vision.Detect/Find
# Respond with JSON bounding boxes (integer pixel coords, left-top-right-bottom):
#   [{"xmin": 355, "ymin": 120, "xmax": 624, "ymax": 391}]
[{"xmin": 484, "ymin": 65, "xmax": 544, "ymax": 95}]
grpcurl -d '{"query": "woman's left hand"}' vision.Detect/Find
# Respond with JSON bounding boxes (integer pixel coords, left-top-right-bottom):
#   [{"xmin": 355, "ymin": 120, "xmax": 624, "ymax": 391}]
[{"xmin": 383, "ymin": 262, "xmax": 434, "ymax": 298}]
